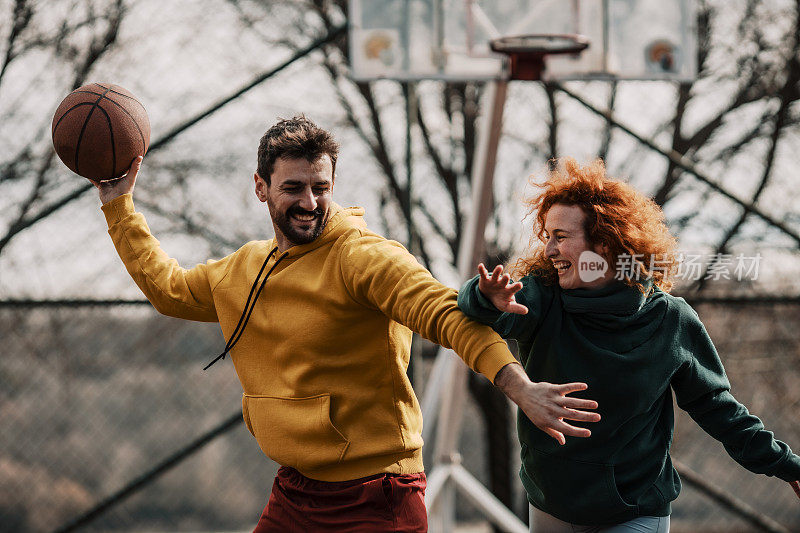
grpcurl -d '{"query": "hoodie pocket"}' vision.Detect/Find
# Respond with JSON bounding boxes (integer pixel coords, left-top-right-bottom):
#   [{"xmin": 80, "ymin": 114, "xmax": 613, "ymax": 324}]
[
  {"xmin": 242, "ymin": 393, "xmax": 350, "ymax": 471},
  {"xmin": 522, "ymin": 445, "xmax": 637, "ymax": 524}
]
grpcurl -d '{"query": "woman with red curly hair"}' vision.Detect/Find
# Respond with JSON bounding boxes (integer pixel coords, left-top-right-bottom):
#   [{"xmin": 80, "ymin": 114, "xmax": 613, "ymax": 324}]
[{"xmin": 458, "ymin": 158, "xmax": 800, "ymax": 533}]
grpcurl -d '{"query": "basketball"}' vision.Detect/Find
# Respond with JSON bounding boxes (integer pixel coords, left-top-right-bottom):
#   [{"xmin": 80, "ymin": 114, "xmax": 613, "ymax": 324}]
[{"xmin": 51, "ymin": 83, "xmax": 150, "ymax": 181}]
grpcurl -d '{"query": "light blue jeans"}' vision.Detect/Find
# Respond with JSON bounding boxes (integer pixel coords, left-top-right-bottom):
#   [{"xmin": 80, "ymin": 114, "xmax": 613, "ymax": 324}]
[{"xmin": 530, "ymin": 506, "xmax": 670, "ymax": 533}]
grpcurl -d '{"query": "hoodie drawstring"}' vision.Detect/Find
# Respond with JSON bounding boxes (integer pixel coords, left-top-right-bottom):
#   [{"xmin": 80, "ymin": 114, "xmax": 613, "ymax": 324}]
[{"xmin": 203, "ymin": 247, "xmax": 288, "ymax": 370}]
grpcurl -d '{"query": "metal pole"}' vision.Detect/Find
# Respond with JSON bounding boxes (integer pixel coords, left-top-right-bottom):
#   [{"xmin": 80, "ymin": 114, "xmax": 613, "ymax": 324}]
[
  {"xmin": 673, "ymin": 459, "xmax": 791, "ymax": 533},
  {"xmin": 404, "ymin": 82, "xmax": 416, "ymax": 249},
  {"xmin": 426, "ymin": 79, "xmax": 526, "ymax": 533},
  {"xmin": 450, "ymin": 463, "xmax": 528, "ymax": 533},
  {"xmin": 456, "ymin": 80, "xmax": 509, "ymax": 277},
  {"xmin": 404, "ymin": 81, "xmax": 418, "ymax": 386}
]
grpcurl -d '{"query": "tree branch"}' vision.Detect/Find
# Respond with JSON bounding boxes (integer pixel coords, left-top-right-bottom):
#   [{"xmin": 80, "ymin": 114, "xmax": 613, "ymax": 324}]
[
  {"xmin": 557, "ymin": 84, "xmax": 800, "ymax": 247},
  {"xmin": 690, "ymin": 6, "xmax": 800, "ymax": 291},
  {"xmin": 653, "ymin": 82, "xmax": 693, "ymax": 206},
  {"xmin": 597, "ymin": 81, "xmax": 617, "ymax": 161},
  {"xmin": 0, "ymin": 0, "xmax": 34, "ymax": 88},
  {"xmin": 415, "ymin": 103, "xmax": 460, "ymax": 257}
]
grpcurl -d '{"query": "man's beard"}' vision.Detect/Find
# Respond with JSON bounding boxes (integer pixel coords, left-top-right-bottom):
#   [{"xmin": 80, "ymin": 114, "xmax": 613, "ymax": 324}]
[{"xmin": 271, "ymin": 204, "xmax": 328, "ymax": 245}]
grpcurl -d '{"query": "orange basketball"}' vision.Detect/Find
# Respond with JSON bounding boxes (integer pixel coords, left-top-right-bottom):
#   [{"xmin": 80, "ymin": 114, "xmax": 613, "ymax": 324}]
[{"xmin": 52, "ymin": 83, "xmax": 150, "ymax": 181}]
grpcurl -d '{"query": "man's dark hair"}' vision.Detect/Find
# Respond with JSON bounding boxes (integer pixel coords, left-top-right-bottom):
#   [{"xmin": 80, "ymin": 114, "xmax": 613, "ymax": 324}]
[{"xmin": 256, "ymin": 115, "xmax": 339, "ymax": 185}]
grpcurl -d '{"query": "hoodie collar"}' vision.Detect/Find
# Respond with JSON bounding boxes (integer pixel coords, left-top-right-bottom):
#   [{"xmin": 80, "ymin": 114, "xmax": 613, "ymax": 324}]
[
  {"xmin": 273, "ymin": 202, "xmax": 366, "ymax": 257},
  {"xmin": 560, "ymin": 279, "xmax": 653, "ymax": 315}
]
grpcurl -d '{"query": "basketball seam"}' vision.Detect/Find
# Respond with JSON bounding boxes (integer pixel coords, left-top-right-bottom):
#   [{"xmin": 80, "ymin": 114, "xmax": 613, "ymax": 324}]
[
  {"xmin": 108, "ymin": 90, "xmax": 143, "ymax": 104},
  {"xmin": 70, "ymin": 90, "xmax": 111, "ymax": 99},
  {"xmin": 67, "ymin": 89, "xmax": 147, "ymax": 153},
  {"xmin": 94, "ymin": 104, "xmax": 117, "ymax": 178},
  {"xmin": 53, "ymin": 102, "xmax": 97, "ymax": 135},
  {"xmin": 72, "ymin": 89, "xmax": 146, "ymax": 114},
  {"xmin": 75, "ymin": 87, "xmax": 112, "ymax": 177},
  {"xmin": 96, "ymin": 83, "xmax": 144, "ymax": 106},
  {"xmin": 96, "ymin": 95, "xmax": 148, "ymax": 154}
]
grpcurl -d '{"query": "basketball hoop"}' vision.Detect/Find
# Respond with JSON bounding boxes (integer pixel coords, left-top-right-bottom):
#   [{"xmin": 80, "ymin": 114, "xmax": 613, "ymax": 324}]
[{"xmin": 490, "ymin": 34, "xmax": 589, "ymax": 81}]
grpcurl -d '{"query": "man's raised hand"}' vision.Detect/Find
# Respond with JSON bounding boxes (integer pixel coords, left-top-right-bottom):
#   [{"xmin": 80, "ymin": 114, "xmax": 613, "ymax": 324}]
[
  {"xmin": 477, "ymin": 263, "xmax": 528, "ymax": 315},
  {"xmin": 90, "ymin": 155, "xmax": 141, "ymax": 204},
  {"xmin": 494, "ymin": 363, "xmax": 601, "ymax": 446}
]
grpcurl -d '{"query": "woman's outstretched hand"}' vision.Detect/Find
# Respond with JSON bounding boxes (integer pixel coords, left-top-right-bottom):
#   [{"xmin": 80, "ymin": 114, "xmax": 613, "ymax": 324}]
[{"xmin": 477, "ymin": 263, "xmax": 528, "ymax": 315}]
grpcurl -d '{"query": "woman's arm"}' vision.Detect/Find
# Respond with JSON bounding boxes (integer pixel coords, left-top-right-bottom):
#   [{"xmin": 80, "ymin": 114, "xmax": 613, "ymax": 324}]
[
  {"xmin": 672, "ymin": 309, "xmax": 800, "ymax": 497},
  {"xmin": 476, "ymin": 263, "xmax": 529, "ymax": 314},
  {"xmin": 458, "ymin": 265, "xmax": 544, "ymax": 342}
]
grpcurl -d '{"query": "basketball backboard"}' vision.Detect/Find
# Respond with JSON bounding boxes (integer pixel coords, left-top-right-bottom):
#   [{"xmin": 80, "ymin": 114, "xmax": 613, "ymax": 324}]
[{"xmin": 348, "ymin": 0, "xmax": 697, "ymax": 81}]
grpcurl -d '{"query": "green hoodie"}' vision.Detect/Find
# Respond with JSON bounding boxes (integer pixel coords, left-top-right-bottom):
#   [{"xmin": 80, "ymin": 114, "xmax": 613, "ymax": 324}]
[{"xmin": 458, "ymin": 275, "xmax": 800, "ymax": 525}]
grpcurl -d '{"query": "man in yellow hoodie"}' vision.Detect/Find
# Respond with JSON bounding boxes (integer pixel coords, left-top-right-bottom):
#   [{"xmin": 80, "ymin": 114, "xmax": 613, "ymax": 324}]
[{"xmin": 93, "ymin": 116, "xmax": 599, "ymax": 532}]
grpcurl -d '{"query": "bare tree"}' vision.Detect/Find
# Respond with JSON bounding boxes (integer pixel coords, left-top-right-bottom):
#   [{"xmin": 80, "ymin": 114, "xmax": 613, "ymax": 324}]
[
  {"xmin": 623, "ymin": 0, "xmax": 800, "ymax": 260},
  {"xmin": 0, "ymin": 0, "xmax": 127, "ymax": 255}
]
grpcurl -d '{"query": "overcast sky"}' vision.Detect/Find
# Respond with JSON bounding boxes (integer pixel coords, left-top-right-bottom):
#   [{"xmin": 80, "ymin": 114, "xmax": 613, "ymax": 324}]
[{"xmin": 1, "ymin": 0, "xmax": 799, "ymax": 299}]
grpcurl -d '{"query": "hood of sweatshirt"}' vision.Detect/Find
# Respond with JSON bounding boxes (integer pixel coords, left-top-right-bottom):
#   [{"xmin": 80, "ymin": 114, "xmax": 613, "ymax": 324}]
[
  {"xmin": 560, "ymin": 280, "xmax": 669, "ymax": 353},
  {"xmin": 273, "ymin": 203, "xmax": 367, "ymax": 258}
]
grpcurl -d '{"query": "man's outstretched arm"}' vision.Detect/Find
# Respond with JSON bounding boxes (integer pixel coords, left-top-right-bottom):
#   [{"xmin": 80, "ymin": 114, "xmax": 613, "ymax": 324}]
[
  {"xmin": 340, "ymin": 235, "xmax": 600, "ymax": 444},
  {"xmin": 494, "ymin": 362, "xmax": 600, "ymax": 445},
  {"xmin": 91, "ymin": 157, "xmax": 219, "ymax": 322}
]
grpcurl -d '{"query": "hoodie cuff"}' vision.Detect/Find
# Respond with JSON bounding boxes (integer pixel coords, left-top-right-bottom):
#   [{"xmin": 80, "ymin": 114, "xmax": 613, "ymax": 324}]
[
  {"xmin": 101, "ymin": 194, "xmax": 135, "ymax": 227},
  {"xmin": 473, "ymin": 341, "xmax": 520, "ymax": 383},
  {"xmin": 775, "ymin": 452, "xmax": 800, "ymax": 482},
  {"xmin": 475, "ymin": 284, "xmax": 497, "ymax": 310}
]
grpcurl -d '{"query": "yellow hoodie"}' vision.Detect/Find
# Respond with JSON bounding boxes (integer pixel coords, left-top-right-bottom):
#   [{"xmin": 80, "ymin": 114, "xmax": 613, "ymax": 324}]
[{"xmin": 102, "ymin": 195, "xmax": 518, "ymax": 481}]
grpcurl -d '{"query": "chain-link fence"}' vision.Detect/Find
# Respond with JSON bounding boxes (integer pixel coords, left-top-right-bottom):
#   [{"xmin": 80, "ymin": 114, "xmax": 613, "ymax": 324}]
[
  {"xmin": 2, "ymin": 297, "xmax": 799, "ymax": 533},
  {"xmin": 0, "ymin": 304, "xmax": 275, "ymax": 533},
  {"xmin": 669, "ymin": 301, "xmax": 800, "ymax": 532}
]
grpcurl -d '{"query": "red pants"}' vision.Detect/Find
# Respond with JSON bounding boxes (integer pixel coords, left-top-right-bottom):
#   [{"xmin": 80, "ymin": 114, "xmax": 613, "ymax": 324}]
[{"xmin": 253, "ymin": 466, "xmax": 427, "ymax": 533}]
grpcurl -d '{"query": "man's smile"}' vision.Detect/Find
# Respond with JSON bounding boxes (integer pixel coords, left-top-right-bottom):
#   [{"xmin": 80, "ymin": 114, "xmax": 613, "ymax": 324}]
[{"xmin": 291, "ymin": 212, "xmax": 317, "ymax": 223}]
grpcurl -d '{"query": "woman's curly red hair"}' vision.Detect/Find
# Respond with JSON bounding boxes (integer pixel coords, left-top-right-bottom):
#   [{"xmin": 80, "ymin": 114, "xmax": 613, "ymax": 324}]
[{"xmin": 511, "ymin": 158, "xmax": 679, "ymax": 293}]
